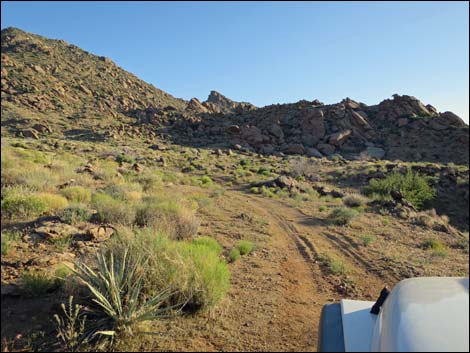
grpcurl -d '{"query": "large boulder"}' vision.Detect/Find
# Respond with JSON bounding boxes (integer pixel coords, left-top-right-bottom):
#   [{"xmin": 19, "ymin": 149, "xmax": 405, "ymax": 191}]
[
  {"xmin": 301, "ymin": 109, "xmax": 325, "ymax": 145},
  {"xmin": 284, "ymin": 143, "xmax": 305, "ymax": 155},
  {"xmin": 328, "ymin": 129, "xmax": 352, "ymax": 146},
  {"xmin": 317, "ymin": 143, "xmax": 336, "ymax": 156},
  {"xmin": 186, "ymin": 98, "xmax": 208, "ymax": 113}
]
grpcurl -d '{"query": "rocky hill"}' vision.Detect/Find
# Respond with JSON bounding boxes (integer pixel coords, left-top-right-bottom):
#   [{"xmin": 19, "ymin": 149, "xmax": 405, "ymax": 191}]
[
  {"xmin": 1, "ymin": 27, "xmax": 468, "ymax": 164},
  {"xmin": 1, "ymin": 27, "xmax": 186, "ymax": 118},
  {"xmin": 170, "ymin": 94, "xmax": 469, "ymax": 164}
]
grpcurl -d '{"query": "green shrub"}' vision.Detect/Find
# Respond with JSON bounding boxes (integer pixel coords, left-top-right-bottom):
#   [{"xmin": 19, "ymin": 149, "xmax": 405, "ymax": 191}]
[
  {"xmin": 364, "ymin": 169, "xmax": 435, "ymax": 209},
  {"xmin": 60, "ymin": 205, "xmax": 92, "ymax": 225},
  {"xmin": 60, "ymin": 186, "xmax": 92, "ymax": 204},
  {"xmin": 261, "ymin": 186, "xmax": 275, "ymax": 198},
  {"xmin": 257, "ymin": 167, "xmax": 271, "ymax": 176},
  {"xmin": 1, "ymin": 230, "xmax": 20, "ymax": 256},
  {"xmin": 192, "ymin": 236, "xmax": 223, "ymax": 255},
  {"xmin": 174, "ymin": 242, "xmax": 230, "ymax": 309},
  {"xmin": 103, "ymin": 182, "xmax": 143, "ymax": 202},
  {"xmin": 328, "ymin": 207, "xmax": 359, "ymax": 225},
  {"xmin": 236, "ymin": 240, "xmax": 255, "ymax": 255},
  {"xmin": 21, "ymin": 270, "xmax": 58, "ymax": 296},
  {"xmin": 240, "ymin": 159, "xmax": 250, "ymax": 167},
  {"xmin": 318, "ymin": 205, "xmax": 327, "ymax": 212},
  {"xmin": 250, "ymin": 186, "xmax": 260, "ymax": 194},
  {"xmin": 1, "ymin": 190, "xmax": 47, "ymax": 219},
  {"xmin": 228, "ymin": 248, "xmax": 241, "ymax": 263},
  {"xmin": 109, "ymin": 228, "xmax": 230, "ymax": 311},
  {"xmin": 359, "ymin": 234, "xmax": 376, "ymax": 246},
  {"xmin": 92, "ymin": 193, "xmax": 136, "ymax": 225},
  {"xmin": 200, "ymin": 176, "xmax": 213, "ymax": 187},
  {"xmin": 319, "ymin": 254, "xmax": 347, "ymax": 275},
  {"xmin": 36, "ymin": 193, "xmax": 69, "ymax": 212},
  {"xmin": 115, "ymin": 153, "xmax": 134, "ymax": 164},
  {"xmin": 422, "ymin": 238, "xmax": 445, "ymax": 251}
]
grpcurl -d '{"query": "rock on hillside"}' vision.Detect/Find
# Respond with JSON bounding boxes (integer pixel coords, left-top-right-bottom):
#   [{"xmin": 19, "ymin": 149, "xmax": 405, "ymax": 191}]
[{"xmin": 168, "ymin": 94, "xmax": 469, "ymax": 164}]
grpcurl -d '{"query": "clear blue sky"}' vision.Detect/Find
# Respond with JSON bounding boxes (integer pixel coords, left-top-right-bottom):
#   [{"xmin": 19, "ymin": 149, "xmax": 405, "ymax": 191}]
[{"xmin": 2, "ymin": 1, "xmax": 469, "ymax": 122}]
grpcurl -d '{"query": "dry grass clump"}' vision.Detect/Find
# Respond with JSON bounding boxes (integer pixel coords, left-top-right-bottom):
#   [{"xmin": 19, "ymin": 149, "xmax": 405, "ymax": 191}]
[
  {"xmin": 135, "ymin": 197, "xmax": 199, "ymax": 240},
  {"xmin": 343, "ymin": 194, "xmax": 368, "ymax": 208}
]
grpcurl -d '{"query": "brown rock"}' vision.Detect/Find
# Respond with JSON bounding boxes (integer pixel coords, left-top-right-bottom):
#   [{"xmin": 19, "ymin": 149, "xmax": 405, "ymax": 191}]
[
  {"xmin": 328, "ymin": 130, "xmax": 352, "ymax": 146},
  {"xmin": 226, "ymin": 125, "xmax": 241, "ymax": 134},
  {"xmin": 301, "ymin": 109, "xmax": 325, "ymax": 145},
  {"xmin": 317, "ymin": 143, "xmax": 336, "ymax": 156},
  {"xmin": 87, "ymin": 226, "xmax": 115, "ymax": 242},
  {"xmin": 397, "ymin": 118, "xmax": 409, "ymax": 127},
  {"xmin": 186, "ymin": 97, "xmax": 208, "ymax": 113},
  {"xmin": 22, "ymin": 129, "xmax": 39, "ymax": 139},
  {"xmin": 33, "ymin": 222, "xmax": 78, "ymax": 241},
  {"xmin": 284, "ymin": 143, "xmax": 305, "ymax": 155}
]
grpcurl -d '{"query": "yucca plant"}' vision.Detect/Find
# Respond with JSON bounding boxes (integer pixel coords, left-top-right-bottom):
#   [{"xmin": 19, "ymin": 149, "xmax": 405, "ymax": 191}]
[{"xmin": 71, "ymin": 247, "xmax": 179, "ymax": 335}]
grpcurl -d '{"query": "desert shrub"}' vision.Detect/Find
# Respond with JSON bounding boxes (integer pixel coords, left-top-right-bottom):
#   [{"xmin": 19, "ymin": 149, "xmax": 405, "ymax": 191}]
[
  {"xmin": 103, "ymin": 182, "xmax": 143, "ymax": 202},
  {"xmin": 359, "ymin": 234, "xmax": 376, "ymax": 246},
  {"xmin": 257, "ymin": 167, "xmax": 271, "ymax": 176},
  {"xmin": 228, "ymin": 248, "xmax": 241, "ymax": 263},
  {"xmin": 115, "ymin": 153, "xmax": 134, "ymax": 164},
  {"xmin": 200, "ymin": 175, "xmax": 213, "ymax": 187},
  {"xmin": 261, "ymin": 186, "xmax": 275, "ymax": 198},
  {"xmin": 343, "ymin": 194, "xmax": 368, "ymax": 208},
  {"xmin": 382, "ymin": 216, "xmax": 391, "ymax": 226},
  {"xmin": 60, "ymin": 186, "xmax": 92, "ymax": 204},
  {"xmin": 318, "ymin": 205, "xmax": 327, "ymax": 212},
  {"xmin": 319, "ymin": 254, "xmax": 347, "ymax": 275},
  {"xmin": 422, "ymin": 238, "xmax": 445, "ymax": 251},
  {"xmin": 1, "ymin": 230, "xmax": 20, "ymax": 256},
  {"xmin": 415, "ymin": 213, "xmax": 434, "ymax": 228},
  {"xmin": 54, "ymin": 296, "xmax": 89, "ymax": 352},
  {"xmin": 1, "ymin": 188, "xmax": 47, "ymax": 219},
  {"xmin": 174, "ymin": 242, "xmax": 230, "ymax": 309},
  {"xmin": 21, "ymin": 270, "xmax": 58, "ymax": 296},
  {"xmin": 92, "ymin": 193, "xmax": 136, "ymax": 225},
  {"xmin": 328, "ymin": 207, "xmax": 359, "ymax": 225},
  {"xmin": 108, "ymin": 228, "xmax": 230, "ymax": 311},
  {"xmin": 364, "ymin": 169, "xmax": 435, "ymax": 209},
  {"xmin": 60, "ymin": 205, "xmax": 92, "ymax": 225},
  {"xmin": 250, "ymin": 186, "xmax": 260, "ymax": 194},
  {"xmin": 236, "ymin": 240, "xmax": 255, "ymax": 255},
  {"xmin": 134, "ymin": 174, "xmax": 162, "ymax": 193},
  {"xmin": 192, "ymin": 236, "xmax": 223, "ymax": 255},
  {"xmin": 135, "ymin": 198, "xmax": 199, "ymax": 240},
  {"xmin": 36, "ymin": 192, "xmax": 69, "ymax": 212},
  {"xmin": 239, "ymin": 159, "xmax": 251, "ymax": 167}
]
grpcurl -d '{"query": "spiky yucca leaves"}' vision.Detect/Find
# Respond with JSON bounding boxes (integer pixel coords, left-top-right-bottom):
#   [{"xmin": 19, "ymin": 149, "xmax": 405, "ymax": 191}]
[{"xmin": 71, "ymin": 248, "xmax": 178, "ymax": 335}]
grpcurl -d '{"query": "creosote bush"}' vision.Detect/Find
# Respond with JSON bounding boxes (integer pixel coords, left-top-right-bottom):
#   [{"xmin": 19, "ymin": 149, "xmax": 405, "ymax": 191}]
[
  {"xmin": 364, "ymin": 169, "xmax": 435, "ymax": 209},
  {"xmin": 60, "ymin": 186, "xmax": 92, "ymax": 204},
  {"xmin": 92, "ymin": 193, "xmax": 136, "ymax": 225},
  {"xmin": 328, "ymin": 207, "xmax": 359, "ymax": 225}
]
